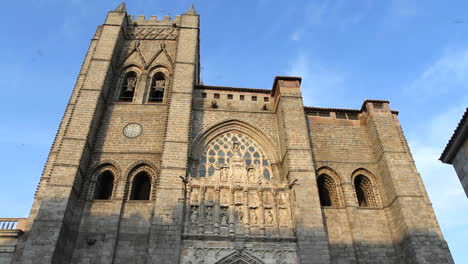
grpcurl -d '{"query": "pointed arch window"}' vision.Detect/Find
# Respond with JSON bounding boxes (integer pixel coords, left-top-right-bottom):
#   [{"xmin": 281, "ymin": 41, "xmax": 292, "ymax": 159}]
[
  {"xmin": 195, "ymin": 132, "xmax": 272, "ymax": 181},
  {"xmin": 94, "ymin": 170, "xmax": 114, "ymax": 200},
  {"xmin": 317, "ymin": 174, "xmax": 339, "ymax": 206},
  {"xmin": 148, "ymin": 72, "xmax": 165, "ymax": 103},
  {"xmin": 130, "ymin": 171, "xmax": 151, "ymax": 200},
  {"xmin": 354, "ymin": 174, "xmax": 378, "ymax": 207},
  {"xmin": 119, "ymin": 71, "xmax": 137, "ymax": 102}
]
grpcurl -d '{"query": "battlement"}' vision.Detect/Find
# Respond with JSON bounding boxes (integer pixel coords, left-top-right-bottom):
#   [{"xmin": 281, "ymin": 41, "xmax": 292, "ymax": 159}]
[{"xmin": 127, "ymin": 14, "xmax": 182, "ymax": 26}]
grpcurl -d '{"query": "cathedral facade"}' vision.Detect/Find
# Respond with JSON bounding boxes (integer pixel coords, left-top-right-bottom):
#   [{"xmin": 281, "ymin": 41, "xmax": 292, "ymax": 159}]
[{"xmin": 0, "ymin": 4, "xmax": 454, "ymax": 264}]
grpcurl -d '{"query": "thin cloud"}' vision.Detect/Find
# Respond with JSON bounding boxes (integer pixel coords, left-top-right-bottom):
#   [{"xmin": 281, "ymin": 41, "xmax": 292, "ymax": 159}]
[
  {"xmin": 408, "ymin": 104, "xmax": 467, "ymax": 228},
  {"xmin": 406, "ymin": 48, "xmax": 468, "ymax": 100},
  {"xmin": 290, "ymin": 0, "xmax": 372, "ymax": 41}
]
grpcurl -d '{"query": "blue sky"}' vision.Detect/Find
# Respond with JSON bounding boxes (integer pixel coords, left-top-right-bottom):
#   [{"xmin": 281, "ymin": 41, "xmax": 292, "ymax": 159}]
[{"xmin": 1, "ymin": 0, "xmax": 467, "ymax": 262}]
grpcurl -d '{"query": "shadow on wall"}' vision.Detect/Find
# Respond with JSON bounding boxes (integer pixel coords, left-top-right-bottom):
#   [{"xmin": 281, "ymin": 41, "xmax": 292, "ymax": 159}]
[{"xmin": 1, "ymin": 195, "xmax": 454, "ymax": 264}]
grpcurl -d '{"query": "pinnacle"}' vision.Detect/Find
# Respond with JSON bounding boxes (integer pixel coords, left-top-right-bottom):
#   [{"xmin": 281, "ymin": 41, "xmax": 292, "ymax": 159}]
[
  {"xmin": 186, "ymin": 4, "xmax": 197, "ymax": 15},
  {"xmin": 114, "ymin": 2, "xmax": 127, "ymax": 12}
]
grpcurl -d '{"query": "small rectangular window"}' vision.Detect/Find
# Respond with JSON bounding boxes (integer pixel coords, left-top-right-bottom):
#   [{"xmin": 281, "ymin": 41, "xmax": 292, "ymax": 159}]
[
  {"xmin": 318, "ymin": 111, "xmax": 330, "ymax": 117},
  {"xmin": 227, "ymin": 94, "xmax": 233, "ymax": 100},
  {"xmin": 336, "ymin": 112, "xmax": 346, "ymax": 119},
  {"xmin": 214, "ymin": 93, "xmax": 220, "ymax": 99},
  {"xmin": 264, "ymin": 97, "xmax": 269, "ymax": 102},
  {"xmin": 347, "ymin": 113, "xmax": 359, "ymax": 120},
  {"xmin": 309, "ymin": 112, "xmax": 319, "ymax": 116},
  {"xmin": 240, "ymin": 95, "xmax": 245, "ymax": 100},
  {"xmin": 252, "ymin": 96, "xmax": 257, "ymax": 101},
  {"xmin": 373, "ymin": 102, "xmax": 383, "ymax": 109},
  {"xmin": 202, "ymin": 93, "xmax": 207, "ymax": 98}
]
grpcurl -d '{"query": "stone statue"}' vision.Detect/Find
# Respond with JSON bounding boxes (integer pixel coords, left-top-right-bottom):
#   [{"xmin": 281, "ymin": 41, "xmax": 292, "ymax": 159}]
[
  {"xmin": 190, "ymin": 207, "xmax": 199, "ymax": 223},
  {"xmin": 279, "ymin": 209, "xmax": 288, "ymax": 225},
  {"xmin": 277, "ymin": 192, "xmax": 285, "ymax": 206},
  {"xmin": 247, "ymin": 167, "xmax": 256, "ymax": 183},
  {"xmin": 264, "ymin": 192, "xmax": 272, "ymax": 205},
  {"xmin": 219, "ymin": 166, "xmax": 229, "ymax": 182},
  {"xmin": 220, "ymin": 207, "xmax": 228, "ymax": 225},
  {"xmin": 206, "ymin": 191, "xmax": 214, "ymax": 203},
  {"xmin": 266, "ymin": 210, "xmax": 274, "ymax": 225},
  {"xmin": 229, "ymin": 142, "xmax": 245, "ymax": 182},
  {"xmin": 191, "ymin": 192, "xmax": 199, "ymax": 204},
  {"xmin": 235, "ymin": 207, "xmax": 244, "ymax": 222},
  {"xmin": 251, "ymin": 209, "xmax": 258, "ymax": 225},
  {"xmin": 235, "ymin": 192, "xmax": 243, "ymax": 204},
  {"xmin": 205, "ymin": 207, "xmax": 213, "ymax": 224}
]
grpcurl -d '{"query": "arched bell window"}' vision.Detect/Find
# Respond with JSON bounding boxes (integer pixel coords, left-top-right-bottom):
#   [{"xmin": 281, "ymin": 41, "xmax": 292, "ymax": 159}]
[
  {"xmin": 94, "ymin": 170, "xmax": 114, "ymax": 200},
  {"xmin": 317, "ymin": 174, "xmax": 339, "ymax": 206},
  {"xmin": 354, "ymin": 174, "xmax": 378, "ymax": 207},
  {"xmin": 148, "ymin": 72, "xmax": 165, "ymax": 103},
  {"xmin": 130, "ymin": 171, "xmax": 151, "ymax": 200},
  {"xmin": 119, "ymin": 71, "xmax": 137, "ymax": 102}
]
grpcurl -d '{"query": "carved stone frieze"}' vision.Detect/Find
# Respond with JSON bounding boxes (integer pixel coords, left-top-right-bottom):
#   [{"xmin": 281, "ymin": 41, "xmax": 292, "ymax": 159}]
[
  {"xmin": 125, "ymin": 26, "xmax": 178, "ymax": 40},
  {"xmin": 182, "ymin": 246, "xmax": 297, "ymax": 264}
]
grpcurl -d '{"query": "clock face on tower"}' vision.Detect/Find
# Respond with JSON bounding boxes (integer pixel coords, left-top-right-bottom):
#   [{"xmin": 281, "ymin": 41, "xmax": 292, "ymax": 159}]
[{"xmin": 123, "ymin": 123, "xmax": 142, "ymax": 138}]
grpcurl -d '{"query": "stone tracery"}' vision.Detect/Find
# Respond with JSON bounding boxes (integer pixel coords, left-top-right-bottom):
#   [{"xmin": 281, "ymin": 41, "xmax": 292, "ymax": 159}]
[
  {"xmin": 185, "ymin": 131, "xmax": 294, "ymax": 238},
  {"xmin": 194, "ymin": 132, "xmax": 272, "ymax": 183}
]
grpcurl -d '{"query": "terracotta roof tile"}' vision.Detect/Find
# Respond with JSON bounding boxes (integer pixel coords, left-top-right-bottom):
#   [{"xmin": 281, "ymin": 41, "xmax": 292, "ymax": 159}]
[{"xmin": 440, "ymin": 107, "xmax": 468, "ymax": 163}]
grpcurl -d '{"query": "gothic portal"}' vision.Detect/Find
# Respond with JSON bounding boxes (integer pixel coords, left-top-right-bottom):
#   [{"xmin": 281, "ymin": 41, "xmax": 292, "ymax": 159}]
[{"xmin": 0, "ymin": 3, "xmax": 454, "ymax": 264}]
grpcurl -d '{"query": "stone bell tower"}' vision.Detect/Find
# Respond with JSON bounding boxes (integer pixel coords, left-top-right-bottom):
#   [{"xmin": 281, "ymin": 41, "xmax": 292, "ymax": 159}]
[{"xmin": 11, "ymin": 4, "xmax": 200, "ymax": 263}]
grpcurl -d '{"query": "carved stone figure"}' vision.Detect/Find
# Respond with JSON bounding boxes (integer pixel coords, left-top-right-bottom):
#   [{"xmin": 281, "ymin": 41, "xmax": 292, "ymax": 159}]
[
  {"xmin": 251, "ymin": 209, "xmax": 258, "ymax": 225},
  {"xmin": 247, "ymin": 167, "xmax": 256, "ymax": 183},
  {"xmin": 191, "ymin": 192, "xmax": 199, "ymax": 204},
  {"xmin": 219, "ymin": 166, "xmax": 229, "ymax": 182},
  {"xmin": 221, "ymin": 191, "xmax": 229, "ymax": 205},
  {"xmin": 235, "ymin": 207, "xmax": 244, "ymax": 222},
  {"xmin": 249, "ymin": 192, "xmax": 259, "ymax": 207},
  {"xmin": 190, "ymin": 207, "xmax": 199, "ymax": 223},
  {"xmin": 277, "ymin": 192, "xmax": 285, "ymax": 206},
  {"xmin": 279, "ymin": 209, "xmax": 288, "ymax": 225},
  {"xmin": 206, "ymin": 191, "xmax": 214, "ymax": 204},
  {"xmin": 205, "ymin": 207, "xmax": 213, "ymax": 224},
  {"xmin": 266, "ymin": 210, "xmax": 274, "ymax": 225},
  {"xmin": 220, "ymin": 207, "xmax": 228, "ymax": 225},
  {"xmin": 235, "ymin": 192, "xmax": 243, "ymax": 204},
  {"xmin": 264, "ymin": 192, "xmax": 272, "ymax": 205},
  {"xmin": 229, "ymin": 142, "xmax": 245, "ymax": 182}
]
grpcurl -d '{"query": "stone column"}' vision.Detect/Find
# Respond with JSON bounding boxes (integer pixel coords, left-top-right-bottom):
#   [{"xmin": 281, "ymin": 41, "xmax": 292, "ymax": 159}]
[
  {"xmin": 273, "ymin": 76, "xmax": 331, "ymax": 263},
  {"xmin": 14, "ymin": 7, "xmax": 128, "ymax": 264}
]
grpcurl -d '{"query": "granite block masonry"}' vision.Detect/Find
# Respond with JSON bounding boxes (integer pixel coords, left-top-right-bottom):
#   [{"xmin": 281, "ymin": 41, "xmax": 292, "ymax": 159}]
[{"xmin": 0, "ymin": 3, "xmax": 454, "ymax": 264}]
